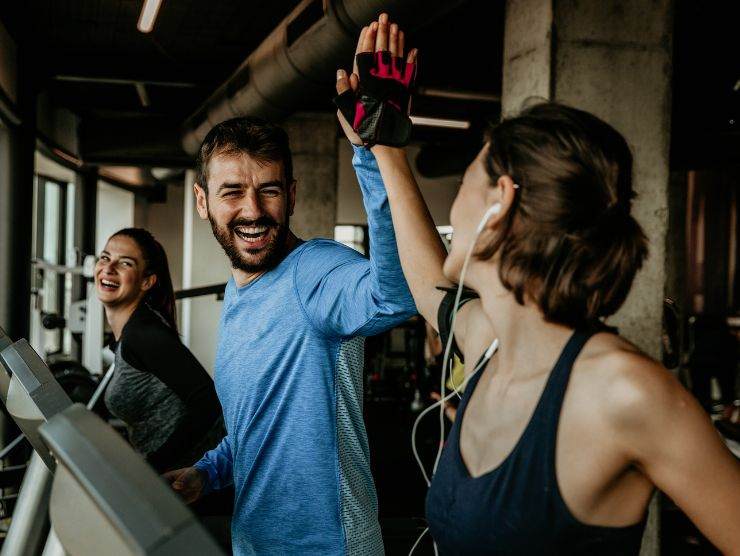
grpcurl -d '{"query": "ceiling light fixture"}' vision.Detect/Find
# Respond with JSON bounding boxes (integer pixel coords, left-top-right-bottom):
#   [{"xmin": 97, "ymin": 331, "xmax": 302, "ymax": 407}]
[
  {"xmin": 137, "ymin": 0, "xmax": 164, "ymax": 33},
  {"xmin": 410, "ymin": 116, "xmax": 471, "ymax": 130}
]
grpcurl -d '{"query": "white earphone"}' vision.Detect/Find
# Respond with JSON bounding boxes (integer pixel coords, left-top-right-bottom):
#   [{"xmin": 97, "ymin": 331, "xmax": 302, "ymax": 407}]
[{"xmin": 475, "ymin": 202, "xmax": 502, "ymax": 234}]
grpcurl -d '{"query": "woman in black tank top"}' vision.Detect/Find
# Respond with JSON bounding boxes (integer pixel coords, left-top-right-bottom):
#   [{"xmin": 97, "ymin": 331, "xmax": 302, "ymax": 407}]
[
  {"xmin": 426, "ymin": 322, "xmax": 646, "ymax": 554},
  {"xmin": 336, "ymin": 28, "xmax": 740, "ymax": 553}
]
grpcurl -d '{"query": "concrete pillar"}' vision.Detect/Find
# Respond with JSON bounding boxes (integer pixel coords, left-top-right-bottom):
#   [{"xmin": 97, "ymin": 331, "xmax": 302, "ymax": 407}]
[
  {"xmin": 503, "ymin": 1, "xmax": 674, "ymax": 554},
  {"xmin": 503, "ymin": 0, "xmax": 673, "ymax": 358},
  {"xmin": 282, "ymin": 112, "xmax": 338, "ymax": 240}
]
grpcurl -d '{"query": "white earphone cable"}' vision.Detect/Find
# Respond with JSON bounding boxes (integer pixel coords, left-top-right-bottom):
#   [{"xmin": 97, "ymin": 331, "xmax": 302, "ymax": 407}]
[
  {"xmin": 432, "ymin": 203, "xmax": 500, "ymax": 475},
  {"xmin": 409, "ymin": 203, "xmax": 503, "ymax": 555}
]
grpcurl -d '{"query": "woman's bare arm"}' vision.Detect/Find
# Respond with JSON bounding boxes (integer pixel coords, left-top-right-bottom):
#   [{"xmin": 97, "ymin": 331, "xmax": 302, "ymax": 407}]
[
  {"xmin": 610, "ymin": 354, "xmax": 740, "ymax": 554},
  {"xmin": 335, "ymin": 15, "xmax": 450, "ymax": 329},
  {"xmin": 372, "ymin": 147, "xmax": 449, "ymax": 326}
]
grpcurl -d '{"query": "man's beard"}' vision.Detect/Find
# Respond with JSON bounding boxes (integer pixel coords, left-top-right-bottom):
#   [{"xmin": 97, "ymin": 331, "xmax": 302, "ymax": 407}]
[{"xmin": 208, "ymin": 212, "xmax": 290, "ymax": 273}]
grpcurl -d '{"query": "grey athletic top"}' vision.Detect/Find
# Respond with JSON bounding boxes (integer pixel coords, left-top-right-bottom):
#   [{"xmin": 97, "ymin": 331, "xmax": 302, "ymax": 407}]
[{"xmin": 104, "ymin": 303, "xmax": 224, "ymax": 473}]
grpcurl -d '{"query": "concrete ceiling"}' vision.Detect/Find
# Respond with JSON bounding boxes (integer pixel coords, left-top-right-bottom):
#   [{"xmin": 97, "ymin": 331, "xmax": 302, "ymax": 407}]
[{"xmin": 1, "ymin": 0, "xmax": 736, "ymax": 169}]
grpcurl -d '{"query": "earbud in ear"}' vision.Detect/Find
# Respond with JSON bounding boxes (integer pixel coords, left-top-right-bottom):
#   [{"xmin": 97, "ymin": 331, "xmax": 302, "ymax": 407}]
[{"xmin": 476, "ymin": 203, "xmax": 502, "ymax": 233}]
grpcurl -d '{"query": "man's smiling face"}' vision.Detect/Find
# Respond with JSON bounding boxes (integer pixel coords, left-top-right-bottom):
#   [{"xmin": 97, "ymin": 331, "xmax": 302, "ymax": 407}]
[{"xmin": 194, "ymin": 151, "xmax": 296, "ymax": 274}]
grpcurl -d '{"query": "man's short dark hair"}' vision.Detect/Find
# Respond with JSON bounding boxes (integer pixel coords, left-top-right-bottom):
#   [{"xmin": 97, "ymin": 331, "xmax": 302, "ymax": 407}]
[{"xmin": 196, "ymin": 117, "xmax": 293, "ymax": 191}]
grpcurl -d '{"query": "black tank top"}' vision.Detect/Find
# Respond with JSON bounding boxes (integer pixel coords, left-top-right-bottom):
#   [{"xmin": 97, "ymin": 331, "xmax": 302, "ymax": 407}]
[{"xmin": 426, "ymin": 329, "xmax": 646, "ymax": 555}]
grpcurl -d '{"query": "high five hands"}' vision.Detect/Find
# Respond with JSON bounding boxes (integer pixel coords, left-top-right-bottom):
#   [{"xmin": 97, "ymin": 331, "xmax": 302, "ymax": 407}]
[{"xmin": 335, "ymin": 13, "xmax": 418, "ymax": 148}]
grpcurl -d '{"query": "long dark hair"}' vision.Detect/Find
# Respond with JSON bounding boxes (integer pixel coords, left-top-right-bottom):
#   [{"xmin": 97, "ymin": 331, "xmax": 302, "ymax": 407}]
[
  {"xmin": 111, "ymin": 228, "xmax": 178, "ymax": 332},
  {"xmin": 479, "ymin": 102, "xmax": 648, "ymax": 328}
]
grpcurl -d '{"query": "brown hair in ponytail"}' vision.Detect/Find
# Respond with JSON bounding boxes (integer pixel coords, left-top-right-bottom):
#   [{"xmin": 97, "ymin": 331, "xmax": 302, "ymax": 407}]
[
  {"xmin": 478, "ymin": 102, "xmax": 648, "ymax": 328},
  {"xmin": 111, "ymin": 228, "xmax": 178, "ymax": 332}
]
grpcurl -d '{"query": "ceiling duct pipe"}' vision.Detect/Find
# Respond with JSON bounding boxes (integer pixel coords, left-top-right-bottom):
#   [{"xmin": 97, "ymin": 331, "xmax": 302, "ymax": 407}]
[{"xmin": 181, "ymin": 0, "xmax": 467, "ymax": 155}]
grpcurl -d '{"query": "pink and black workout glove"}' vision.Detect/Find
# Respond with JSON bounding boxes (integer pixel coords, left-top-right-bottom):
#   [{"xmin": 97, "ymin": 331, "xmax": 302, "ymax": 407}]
[{"xmin": 334, "ymin": 50, "xmax": 417, "ymax": 148}]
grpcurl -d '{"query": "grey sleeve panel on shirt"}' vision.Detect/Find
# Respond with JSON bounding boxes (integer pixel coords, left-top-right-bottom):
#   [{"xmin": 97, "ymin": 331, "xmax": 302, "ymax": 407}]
[
  {"xmin": 335, "ymin": 336, "xmax": 384, "ymax": 555},
  {"xmin": 105, "ymin": 343, "xmax": 188, "ymax": 457}
]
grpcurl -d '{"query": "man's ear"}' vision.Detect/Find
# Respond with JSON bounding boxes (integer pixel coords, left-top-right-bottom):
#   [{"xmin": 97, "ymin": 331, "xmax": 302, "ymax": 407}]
[
  {"xmin": 194, "ymin": 183, "xmax": 209, "ymax": 220},
  {"xmin": 288, "ymin": 179, "xmax": 297, "ymax": 217}
]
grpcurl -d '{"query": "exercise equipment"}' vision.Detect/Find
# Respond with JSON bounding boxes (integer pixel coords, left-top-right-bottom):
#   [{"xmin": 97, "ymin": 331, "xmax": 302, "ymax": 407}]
[
  {"xmin": 30, "ymin": 255, "xmax": 104, "ymax": 377},
  {"xmin": 0, "ymin": 333, "xmax": 74, "ymax": 556},
  {"xmin": 40, "ymin": 404, "xmax": 224, "ymax": 555},
  {"xmin": 0, "ymin": 338, "xmax": 73, "ymax": 470}
]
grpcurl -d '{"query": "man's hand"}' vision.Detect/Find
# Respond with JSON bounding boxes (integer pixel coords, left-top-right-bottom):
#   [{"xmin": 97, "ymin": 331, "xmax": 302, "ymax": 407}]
[
  {"xmin": 335, "ymin": 13, "xmax": 418, "ymax": 148},
  {"xmin": 162, "ymin": 466, "xmax": 206, "ymax": 504}
]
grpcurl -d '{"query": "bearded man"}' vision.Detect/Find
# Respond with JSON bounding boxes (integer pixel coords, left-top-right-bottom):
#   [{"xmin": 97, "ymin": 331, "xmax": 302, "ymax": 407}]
[{"xmin": 163, "ymin": 115, "xmax": 415, "ymax": 555}]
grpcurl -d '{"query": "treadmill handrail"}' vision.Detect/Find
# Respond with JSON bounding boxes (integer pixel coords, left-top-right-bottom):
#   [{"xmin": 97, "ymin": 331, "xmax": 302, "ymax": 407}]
[
  {"xmin": 39, "ymin": 404, "xmax": 224, "ymax": 555},
  {"xmin": 0, "ymin": 340, "xmax": 73, "ymax": 419}
]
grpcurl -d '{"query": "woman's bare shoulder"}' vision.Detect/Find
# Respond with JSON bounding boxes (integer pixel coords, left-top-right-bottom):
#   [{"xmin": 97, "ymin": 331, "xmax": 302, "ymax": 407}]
[{"xmin": 573, "ymin": 331, "xmax": 692, "ymax": 432}]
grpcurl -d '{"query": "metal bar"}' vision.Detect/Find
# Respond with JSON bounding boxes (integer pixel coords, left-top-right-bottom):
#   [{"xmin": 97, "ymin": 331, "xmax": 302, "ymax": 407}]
[
  {"xmin": 56, "ymin": 187, "xmax": 67, "ymax": 351},
  {"xmin": 0, "ymin": 436, "xmax": 26, "ymax": 461},
  {"xmin": 0, "ymin": 465, "xmax": 27, "ymax": 489},
  {"xmin": 53, "ymin": 75, "xmax": 198, "ymax": 88},
  {"xmin": 416, "ymin": 87, "xmax": 501, "ymax": 103},
  {"xmin": 175, "ymin": 283, "xmax": 227, "ymax": 300},
  {"xmin": 86, "ymin": 364, "xmax": 115, "ymax": 411},
  {"xmin": 82, "ymin": 281, "xmax": 104, "ymax": 375},
  {"xmin": 30, "ymin": 259, "xmax": 86, "ymax": 276},
  {"xmin": 0, "ymin": 453, "xmax": 52, "ymax": 556}
]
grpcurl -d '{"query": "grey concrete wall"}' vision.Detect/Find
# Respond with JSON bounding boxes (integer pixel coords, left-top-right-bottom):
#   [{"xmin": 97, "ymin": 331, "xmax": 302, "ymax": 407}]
[
  {"xmin": 552, "ymin": 0, "xmax": 673, "ymax": 361},
  {"xmin": 282, "ymin": 112, "xmax": 339, "ymax": 240},
  {"xmin": 503, "ymin": 0, "xmax": 673, "ymax": 360},
  {"xmin": 503, "ymin": 1, "xmax": 675, "ymax": 554},
  {"xmin": 502, "ymin": 0, "xmax": 553, "ymax": 117}
]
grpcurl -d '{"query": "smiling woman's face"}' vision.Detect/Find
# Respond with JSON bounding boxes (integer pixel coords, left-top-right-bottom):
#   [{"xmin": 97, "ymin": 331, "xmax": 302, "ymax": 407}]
[{"xmin": 94, "ymin": 235, "xmax": 150, "ymax": 308}]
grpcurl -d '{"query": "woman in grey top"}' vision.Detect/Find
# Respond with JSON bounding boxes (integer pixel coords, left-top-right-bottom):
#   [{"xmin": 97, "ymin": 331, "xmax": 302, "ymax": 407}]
[{"xmin": 95, "ymin": 228, "xmax": 224, "ymax": 474}]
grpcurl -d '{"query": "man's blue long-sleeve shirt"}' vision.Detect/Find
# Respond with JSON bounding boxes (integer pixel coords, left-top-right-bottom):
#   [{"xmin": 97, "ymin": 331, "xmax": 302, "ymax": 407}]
[{"xmin": 194, "ymin": 146, "xmax": 417, "ymax": 555}]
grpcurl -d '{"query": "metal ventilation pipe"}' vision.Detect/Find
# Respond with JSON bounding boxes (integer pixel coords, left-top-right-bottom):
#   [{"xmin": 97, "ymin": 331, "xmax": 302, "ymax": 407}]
[{"xmin": 181, "ymin": 0, "xmax": 467, "ymax": 155}]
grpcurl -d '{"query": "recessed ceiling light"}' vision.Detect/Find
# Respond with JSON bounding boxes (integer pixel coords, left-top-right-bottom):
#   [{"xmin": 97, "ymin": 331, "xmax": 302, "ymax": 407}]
[
  {"xmin": 137, "ymin": 0, "xmax": 164, "ymax": 33},
  {"xmin": 410, "ymin": 116, "xmax": 471, "ymax": 130}
]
